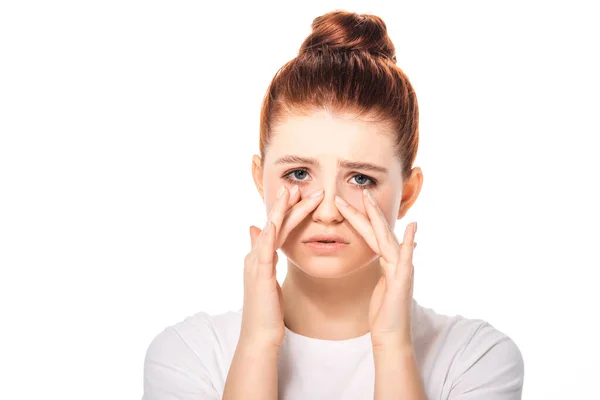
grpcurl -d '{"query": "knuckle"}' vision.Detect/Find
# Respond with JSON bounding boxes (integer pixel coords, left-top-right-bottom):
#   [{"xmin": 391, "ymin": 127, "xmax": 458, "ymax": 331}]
[
  {"xmin": 256, "ymin": 260, "xmax": 272, "ymax": 272},
  {"xmin": 256, "ymin": 251, "xmax": 272, "ymax": 263},
  {"xmin": 257, "ymin": 258, "xmax": 272, "ymax": 266}
]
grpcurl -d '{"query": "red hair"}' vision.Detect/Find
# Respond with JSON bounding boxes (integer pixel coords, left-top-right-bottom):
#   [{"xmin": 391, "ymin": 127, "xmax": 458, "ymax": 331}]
[{"xmin": 258, "ymin": 10, "xmax": 419, "ymax": 181}]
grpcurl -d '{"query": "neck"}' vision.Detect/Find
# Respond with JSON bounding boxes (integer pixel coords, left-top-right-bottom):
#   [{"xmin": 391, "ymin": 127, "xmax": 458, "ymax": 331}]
[{"xmin": 281, "ymin": 258, "xmax": 382, "ymax": 341}]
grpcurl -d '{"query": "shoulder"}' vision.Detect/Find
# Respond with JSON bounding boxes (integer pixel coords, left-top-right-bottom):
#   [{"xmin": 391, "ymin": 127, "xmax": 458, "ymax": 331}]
[
  {"xmin": 143, "ymin": 309, "xmax": 242, "ymax": 399},
  {"xmin": 447, "ymin": 320, "xmax": 524, "ymax": 398},
  {"xmin": 146, "ymin": 309, "xmax": 243, "ymax": 363},
  {"xmin": 157, "ymin": 309, "xmax": 242, "ymax": 355},
  {"xmin": 413, "ymin": 301, "xmax": 524, "ymax": 399}
]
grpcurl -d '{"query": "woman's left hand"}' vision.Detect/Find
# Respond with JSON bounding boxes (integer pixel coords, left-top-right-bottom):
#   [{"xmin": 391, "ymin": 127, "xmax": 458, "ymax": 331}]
[{"xmin": 334, "ymin": 189, "xmax": 417, "ymax": 350}]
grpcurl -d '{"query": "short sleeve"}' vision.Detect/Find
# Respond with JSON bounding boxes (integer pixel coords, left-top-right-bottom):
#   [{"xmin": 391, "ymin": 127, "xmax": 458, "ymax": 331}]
[
  {"xmin": 142, "ymin": 327, "xmax": 220, "ymax": 400},
  {"xmin": 447, "ymin": 322, "xmax": 525, "ymax": 400}
]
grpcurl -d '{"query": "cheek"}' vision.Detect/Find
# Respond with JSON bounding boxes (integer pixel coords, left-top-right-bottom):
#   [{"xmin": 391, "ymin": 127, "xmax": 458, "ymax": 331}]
[
  {"xmin": 263, "ymin": 186, "xmax": 279, "ymax": 214},
  {"xmin": 344, "ymin": 189, "xmax": 367, "ymax": 212},
  {"xmin": 380, "ymin": 201, "xmax": 398, "ymax": 227},
  {"xmin": 363, "ymin": 193, "xmax": 398, "ymax": 226},
  {"xmin": 264, "ymin": 182, "xmax": 296, "ymax": 213},
  {"xmin": 294, "ymin": 182, "xmax": 319, "ymax": 199}
]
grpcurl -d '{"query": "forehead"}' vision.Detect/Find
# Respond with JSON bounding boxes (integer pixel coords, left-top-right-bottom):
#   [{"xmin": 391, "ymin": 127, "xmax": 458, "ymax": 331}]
[{"xmin": 268, "ymin": 110, "xmax": 396, "ymax": 162}]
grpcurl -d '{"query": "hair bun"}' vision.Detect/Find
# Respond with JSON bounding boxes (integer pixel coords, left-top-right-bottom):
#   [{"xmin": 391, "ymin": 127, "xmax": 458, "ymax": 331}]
[{"xmin": 299, "ymin": 10, "xmax": 397, "ymax": 63}]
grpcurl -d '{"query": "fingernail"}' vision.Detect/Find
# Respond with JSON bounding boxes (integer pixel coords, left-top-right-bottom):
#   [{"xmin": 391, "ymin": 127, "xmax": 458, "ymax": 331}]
[
  {"xmin": 335, "ymin": 196, "xmax": 348, "ymax": 207},
  {"xmin": 290, "ymin": 185, "xmax": 299, "ymax": 197},
  {"xmin": 263, "ymin": 220, "xmax": 271, "ymax": 233},
  {"xmin": 414, "ymin": 221, "xmax": 417, "ymax": 234},
  {"xmin": 277, "ymin": 185, "xmax": 286, "ymax": 199},
  {"xmin": 364, "ymin": 189, "xmax": 376, "ymax": 205},
  {"xmin": 309, "ymin": 190, "xmax": 323, "ymax": 198}
]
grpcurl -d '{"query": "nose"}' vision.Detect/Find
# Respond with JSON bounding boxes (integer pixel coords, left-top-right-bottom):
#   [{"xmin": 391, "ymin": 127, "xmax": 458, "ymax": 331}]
[{"xmin": 309, "ymin": 184, "xmax": 344, "ymax": 225}]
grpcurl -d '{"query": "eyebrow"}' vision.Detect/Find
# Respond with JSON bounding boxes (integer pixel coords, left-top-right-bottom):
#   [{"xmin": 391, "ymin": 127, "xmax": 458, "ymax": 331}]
[{"xmin": 274, "ymin": 155, "xmax": 389, "ymax": 174}]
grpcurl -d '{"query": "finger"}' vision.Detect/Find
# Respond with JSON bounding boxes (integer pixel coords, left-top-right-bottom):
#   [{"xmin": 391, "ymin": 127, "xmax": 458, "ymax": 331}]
[
  {"xmin": 333, "ymin": 194, "xmax": 381, "ymax": 255},
  {"xmin": 287, "ymin": 184, "xmax": 300, "ymax": 206},
  {"xmin": 254, "ymin": 185, "xmax": 294, "ymax": 278},
  {"xmin": 396, "ymin": 222, "xmax": 417, "ymax": 280},
  {"xmin": 249, "ymin": 225, "xmax": 261, "ymax": 248},
  {"xmin": 247, "ymin": 227, "xmax": 279, "ymax": 281},
  {"xmin": 276, "ymin": 189, "xmax": 324, "ymax": 248},
  {"xmin": 362, "ymin": 189, "xmax": 401, "ymax": 265},
  {"xmin": 267, "ymin": 185, "xmax": 293, "ymax": 243},
  {"xmin": 249, "ymin": 185, "xmax": 298, "ymax": 253},
  {"xmin": 256, "ymin": 220, "xmax": 277, "ymax": 279},
  {"xmin": 273, "ymin": 249, "xmax": 279, "ymax": 267}
]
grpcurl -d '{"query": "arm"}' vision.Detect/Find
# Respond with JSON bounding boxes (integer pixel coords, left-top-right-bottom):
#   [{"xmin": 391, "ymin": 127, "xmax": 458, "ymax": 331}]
[
  {"xmin": 222, "ymin": 338, "xmax": 280, "ymax": 400},
  {"xmin": 373, "ymin": 342, "xmax": 427, "ymax": 400}
]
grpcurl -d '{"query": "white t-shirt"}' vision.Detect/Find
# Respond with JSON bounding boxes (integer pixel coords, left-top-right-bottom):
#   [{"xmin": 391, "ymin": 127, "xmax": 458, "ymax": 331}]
[{"xmin": 142, "ymin": 298, "xmax": 524, "ymax": 399}]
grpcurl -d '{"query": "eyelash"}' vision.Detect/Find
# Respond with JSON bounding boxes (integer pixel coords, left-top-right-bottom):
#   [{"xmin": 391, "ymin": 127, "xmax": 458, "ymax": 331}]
[{"xmin": 282, "ymin": 168, "xmax": 378, "ymax": 188}]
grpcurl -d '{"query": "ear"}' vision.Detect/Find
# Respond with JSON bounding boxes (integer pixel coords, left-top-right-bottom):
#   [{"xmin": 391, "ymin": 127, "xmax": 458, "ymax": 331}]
[
  {"xmin": 251, "ymin": 154, "xmax": 265, "ymax": 202},
  {"xmin": 397, "ymin": 167, "xmax": 424, "ymax": 220}
]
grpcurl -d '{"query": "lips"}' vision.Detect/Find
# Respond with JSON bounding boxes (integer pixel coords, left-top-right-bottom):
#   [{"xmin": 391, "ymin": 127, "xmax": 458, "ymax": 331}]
[{"xmin": 303, "ymin": 233, "xmax": 349, "ymax": 244}]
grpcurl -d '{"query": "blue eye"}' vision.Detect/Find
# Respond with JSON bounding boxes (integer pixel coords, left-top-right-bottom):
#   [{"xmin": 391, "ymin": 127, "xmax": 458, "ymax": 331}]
[
  {"xmin": 291, "ymin": 170, "xmax": 309, "ymax": 181},
  {"xmin": 351, "ymin": 174, "xmax": 372, "ymax": 186},
  {"xmin": 282, "ymin": 169, "xmax": 377, "ymax": 188}
]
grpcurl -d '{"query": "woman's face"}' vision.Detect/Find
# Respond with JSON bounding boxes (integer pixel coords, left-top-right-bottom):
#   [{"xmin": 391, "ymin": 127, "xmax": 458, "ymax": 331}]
[{"xmin": 254, "ymin": 109, "xmax": 409, "ymax": 279}]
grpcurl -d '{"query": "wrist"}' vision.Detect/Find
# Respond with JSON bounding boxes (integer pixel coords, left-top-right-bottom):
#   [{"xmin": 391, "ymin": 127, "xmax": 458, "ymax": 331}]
[
  {"xmin": 237, "ymin": 334, "xmax": 282, "ymax": 354},
  {"xmin": 372, "ymin": 338, "xmax": 414, "ymax": 356}
]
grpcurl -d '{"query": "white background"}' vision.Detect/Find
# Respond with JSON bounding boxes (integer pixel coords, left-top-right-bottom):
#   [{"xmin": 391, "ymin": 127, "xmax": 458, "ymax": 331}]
[{"xmin": 1, "ymin": 1, "xmax": 598, "ymax": 399}]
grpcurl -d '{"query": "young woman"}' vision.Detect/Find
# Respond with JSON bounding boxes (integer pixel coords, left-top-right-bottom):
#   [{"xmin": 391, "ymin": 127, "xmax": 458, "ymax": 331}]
[{"xmin": 143, "ymin": 10, "xmax": 524, "ymax": 400}]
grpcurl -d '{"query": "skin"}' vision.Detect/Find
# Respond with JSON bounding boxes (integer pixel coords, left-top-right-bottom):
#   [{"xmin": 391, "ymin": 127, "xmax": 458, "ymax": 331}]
[
  {"xmin": 251, "ymin": 108, "xmax": 424, "ymax": 342},
  {"xmin": 223, "ymin": 108, "xmax": 427, "ymax": 400}
]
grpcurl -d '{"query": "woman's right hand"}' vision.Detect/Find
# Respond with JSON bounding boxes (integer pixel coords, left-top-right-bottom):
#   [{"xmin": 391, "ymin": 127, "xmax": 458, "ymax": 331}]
[{"xmin": 240, "ymin": 184, "xmax": 324, "ymax": 349}]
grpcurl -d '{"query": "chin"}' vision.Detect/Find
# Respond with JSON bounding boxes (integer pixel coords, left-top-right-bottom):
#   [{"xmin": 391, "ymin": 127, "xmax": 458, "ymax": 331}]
[{"xmin": 281, "ymin": 242, "xmax": 378, "ymax": 279}]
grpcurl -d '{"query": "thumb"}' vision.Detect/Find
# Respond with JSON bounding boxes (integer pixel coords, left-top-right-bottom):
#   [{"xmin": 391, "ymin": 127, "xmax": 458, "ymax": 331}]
[{"xmin": 249, "ymin": 225, "xmax": 261, "ymax": 248}]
